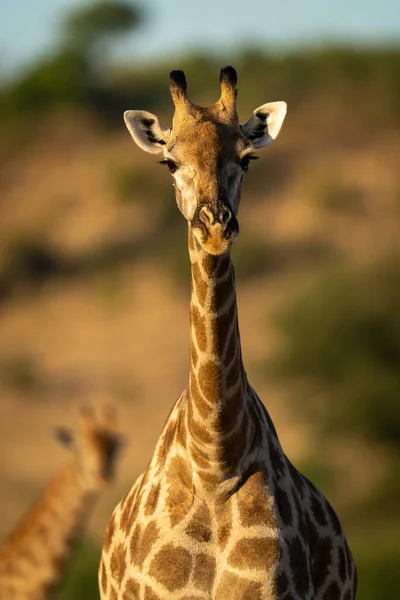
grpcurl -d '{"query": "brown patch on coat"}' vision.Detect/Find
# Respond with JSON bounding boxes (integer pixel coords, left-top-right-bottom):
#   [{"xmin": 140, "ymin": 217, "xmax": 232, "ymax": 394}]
[
  {"xmin": 228, "ymin": 537, "xmax": 278, "ymax": 570},
  {"xmin": 124, "ymin": 577, "xmax": 140, "ymax": 598},
  {"xmin": 144, "ymin": 586, "xmax": 161, "ymax": 600},
  {"xmin": 103, "ymin": 513, "xmax": 116, "ymax": 553},
  {"xmin": 157, "ymin": 421, "xmax": 176, "ymax": 463},
  {"xmin": 130, "ymin": 521, "xmax": 159, "ymax": 569},
  {"xmin": 144, "ymin": 484, "xmax": 160, "ymax": 517},
  {"xmin": 192, "ymin": 263, "xmax": 208, "ymax": 307},
  {"xmin": 193, "ymin": 553, "xmax": 216, "ymax": 591},
  {"xmin": 100, "ymin": 560, "xmax": 108, "ymax": 595},
  {"xmin": 189, "ymin": 377, "xmax": 213, "ymax": 420},
  {"xmin": 237, "ymin": 472, "xmax": 277, "ymax": 529},
  {"xmin": 190, "ymin": 343, "xmax": 198, "ymax": 368},
  {"xmin": 185, "ymin": 503, "xmax": 212, "ymax": 543},
  {"xmin": 176, "ymin": 412, "xmax": 188, "ymax": 449},
  {"xmin": 110, "ymin": 543, "xmax": 126, "ymax": 581},
  {"xmin": 189, "ymin": 442, "xmax": 210, "ymax": 469},
  {"xmin": 215, "ymin": 572, "xmax": 263, "ymax": 600},
  {"xmin": 198, "ymin": 360, "xmax": 222, "ymax": 399},
  {"xmin": 191, "ymin": 306, "xmax": 207, "ymax": 352},
  {"xmin": 166, "ymin": 456, "xmax": 193, "ymax": 526},
  {"xmin": 149, "ymin": 544, "xmax": 192, "ymax": 591}
]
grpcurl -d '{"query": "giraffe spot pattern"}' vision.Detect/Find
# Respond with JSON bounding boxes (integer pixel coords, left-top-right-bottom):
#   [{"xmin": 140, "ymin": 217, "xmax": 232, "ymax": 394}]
[
  {"xmin": 323, "ymin": 580, "xmax": 341, "ymax": 599},
  {"xmin": 125, "ymin": 576, "xmax": 140, "ymax": 598},
  {"xmin": 287, "ymin": 535, "xmax": 311, "ymax": 596},
  {"xmin": 215, "ymin": 253, "xmax": 230, "ymax": 278},
  {"xmin": 130, "ymin": 521, "xmax": 159, "ymax": 569},
  {"xmin": 223, "ymin": 328, "xmax": 237, "ymax": 366},
  {"xmin": 228, "ymin": 537, "xmax": 278, "ymax": 570},
  {"xmin": 193, "ymin": 553, "xmax": 216, "ymax": 591},
  {"xmin": 338, "ymin": 545, "xmax": 347, "ymax": 582},
  {"xmin": 103, "ymin": 514, "xmax": 116, "ymax": 553},
  {"xmin": 176, "ymin": 411, "xmax": 188, "ymax": 449},
  {"xmin": 189, "ymin": 377, "xmax": 213, "ymax": 419},
  {"xmin": 276, "ymin": 570, "xmax": 289, "ymax": 595},
  {"xmin": 149, "ymin": 544, "xmax": 192, "ymax": 591},
  {"xmin": 187, "ymin": 402, "xmax": 213, "ymax": 443},
  {"xmin": 237, "ymin": 472, "xmax": 277, "ymax": 529},
  {"xmin": 198, "ymin": 361, "xmax": 222, "ymax": 400},
  {"xmin": 311, "ymin": 493, "xmax": 328, "ymax": 527},
  {"xmin": 190, "ymin": 342, "xmax": 198, "ymax": 368},
  {"xmin": 192, "ymin": 262, "xmax": 208, "ymax": 307},
  {"xmin": 215, "ymin": 302, "xmax": 236, "ymax": 348},
  {"xmin": 216, "ymin": 497, "xmax": 232, "ymax": 550},
  {"xmin": 276, "ymin": 485, "xmax": 294, "ymax": 527},
  {"xmin": 100, "ymin": 560, "xmax": 108, "ymax": 595},
  {"xmin": 325, "ymin": 498, "xmax": 343, "ymax": 536},
  {"xmin": 157, "ymin": 421, "xmax": 176, "ymax": 464},
  {"xmin": 191, "ymin": 305, "xmax": 207, "ymax": 352},
  {"xmin": 225, "ymin": 354, "xmax": 241, "ymax": 391},
  {"xmin": 268, "ymin": 438, "xmax": 286, "ymax": 478},
  {"xmin": 110, "ymin": 543, "xmax": 126, "ymax": 582},
  {"xmin": 189, "ymin": 442, "xmax": 210, "ymax": 469},
  {"xmin": 109, "ymin": 586, "xmax": 118, "ymax": 600},
  {"xmin": 166, "ymin": 457, "xmax": 193, "ymax": 526},
  {"xmin": 218, "ymin": 388, "xmax": 244, "ymax": 436},
  {"xmin": 144, "ymin": 484, "xmax": 161, "ymax": 517},
  {"xmin": 185, "ymin": 504, "xmax": 212, "ymax": 543},
  {"xmin": 215, "ymin": 572, "xmax": 263, "ymax": 600},
  {"xmin": 120, "ymin": 491, "xmax": 136, "ymax": 533},
  {"xmin": 308, "ymin": 518, "xmax": 333, "ymax": 595},
  {"xmin": 144, "ymin": 585, "xmax": 161, "ymax": 600}
]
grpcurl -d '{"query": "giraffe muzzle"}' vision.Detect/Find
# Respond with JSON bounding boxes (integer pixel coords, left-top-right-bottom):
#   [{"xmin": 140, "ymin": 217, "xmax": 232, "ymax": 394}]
[{"xmin": 192, "ymin": 204, "xmax": 239, "ymax": 255}]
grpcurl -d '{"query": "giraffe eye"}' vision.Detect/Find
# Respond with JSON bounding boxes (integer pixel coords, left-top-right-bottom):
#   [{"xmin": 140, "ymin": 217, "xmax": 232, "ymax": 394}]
[
  {"xmin": 159, "ymin": 159, "xmax": 178, "ymax": 174},
  {"xmin": 240, "ymin": 155, "xmax": 258, "ymax": 172}
]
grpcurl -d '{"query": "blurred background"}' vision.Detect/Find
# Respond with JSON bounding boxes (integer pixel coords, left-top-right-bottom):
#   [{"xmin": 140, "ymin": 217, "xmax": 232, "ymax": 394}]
[{"xmin": 0, "ymin": 1, "xmax": 399, "ymax": 598}]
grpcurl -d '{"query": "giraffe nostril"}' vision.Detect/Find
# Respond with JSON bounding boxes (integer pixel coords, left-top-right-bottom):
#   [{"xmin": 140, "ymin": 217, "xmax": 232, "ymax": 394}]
[
  {"xmin": 221, "ymin": 208, "xmax": 231, "ymax": 224},
  {"xmin": 199, "ymin": 206, "xmax": 214, "ymax": 226}
]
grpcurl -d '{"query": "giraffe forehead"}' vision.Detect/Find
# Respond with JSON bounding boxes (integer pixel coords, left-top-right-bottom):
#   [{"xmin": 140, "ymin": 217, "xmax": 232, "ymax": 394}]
[{"xmin": 169, "ymin": 118, "xmax": 242, "ymax": 165}]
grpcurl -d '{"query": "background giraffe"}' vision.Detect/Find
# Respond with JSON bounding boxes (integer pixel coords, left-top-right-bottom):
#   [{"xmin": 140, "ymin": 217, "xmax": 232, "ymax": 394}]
[
  {"xmin": 0, "ymin": 405, "xmax": 123, "ymax": 600},
  {"xmin": 99, "ymin": 67, "xmax": 357, "ymax": 599}
]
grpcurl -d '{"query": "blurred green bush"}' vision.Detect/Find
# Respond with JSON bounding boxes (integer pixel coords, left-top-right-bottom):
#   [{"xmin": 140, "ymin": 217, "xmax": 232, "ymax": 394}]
[
  {"xmin": 270, "ymin": 256, "xmax": 400, "ymax": 445},
  {"xmin": 58, "ymin": 538, "xmax": 100, "ymax": 600}
]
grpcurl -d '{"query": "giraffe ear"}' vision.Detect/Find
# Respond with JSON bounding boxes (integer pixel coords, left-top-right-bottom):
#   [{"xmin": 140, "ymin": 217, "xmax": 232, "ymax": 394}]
[
  {"xmin": 241, "ymin": 101, "xmax": 287, "ymax": 149},
  {"xmin": 124, "ymin": 110, "xmax": 170, "ymax": 154},
  {"xmin": 54, "ymin": 427, "xmax": 75, "ymax": 448}
]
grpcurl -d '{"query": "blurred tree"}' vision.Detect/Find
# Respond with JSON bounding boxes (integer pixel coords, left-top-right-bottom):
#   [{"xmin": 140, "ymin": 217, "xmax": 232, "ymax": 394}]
[
  {"xmin": 63, "ymin": 0, "xmax": 143, "ymax": 58},
  {"xmin": 0, "ymin": 1, "xmax": 143, "ymax": 119},
  {"xmin": 269, "ymin": 256, "xmax": 400, "ymax": 445}
]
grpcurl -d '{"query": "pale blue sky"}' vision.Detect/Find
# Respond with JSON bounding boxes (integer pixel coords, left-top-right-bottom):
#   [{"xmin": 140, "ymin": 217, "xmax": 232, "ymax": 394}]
[{"xmin": 1, "ymin": 0, "xmax": 399, "ymax": 76}]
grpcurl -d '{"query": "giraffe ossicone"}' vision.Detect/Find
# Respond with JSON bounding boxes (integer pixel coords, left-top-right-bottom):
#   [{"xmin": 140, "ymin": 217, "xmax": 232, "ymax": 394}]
[
  {"xmin": 0, "ymin": 404, "xmax": 123, "ymax": 600},
  {"xmin": 100, "ymin": 67, "xmax": 357, "ymax": 600}
]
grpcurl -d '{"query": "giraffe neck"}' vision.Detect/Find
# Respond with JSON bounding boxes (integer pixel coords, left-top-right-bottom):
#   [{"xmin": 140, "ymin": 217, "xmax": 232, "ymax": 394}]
[
  {"xmin": 186, "ymin": 225, "xmax": 254, "ymax": 483},
  {"xmin": 0, "ymin": 461, "xmax": 100, "ymax": 598}
]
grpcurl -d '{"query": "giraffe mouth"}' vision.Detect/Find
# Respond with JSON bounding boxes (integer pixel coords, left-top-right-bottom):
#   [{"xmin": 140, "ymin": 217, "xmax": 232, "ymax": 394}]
[
  {"xmin": 191, "ymin": 222, "xmax": 239, "ymax": 255},
  {"xmin": 191, "ymin": 203, "xmax": 239, "ymax": 254}
]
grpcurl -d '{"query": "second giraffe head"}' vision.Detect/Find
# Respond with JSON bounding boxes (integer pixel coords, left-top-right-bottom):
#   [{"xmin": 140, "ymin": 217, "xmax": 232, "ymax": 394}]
[{"xmin": 124, "ymin": 66, "xmax": 287, "ymax": 255}]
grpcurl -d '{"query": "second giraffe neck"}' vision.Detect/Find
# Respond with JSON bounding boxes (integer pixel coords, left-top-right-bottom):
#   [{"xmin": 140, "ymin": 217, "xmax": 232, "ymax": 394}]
[{"xmin": 188, "ymin": 225, "xmax": 247, "ymax": 430}]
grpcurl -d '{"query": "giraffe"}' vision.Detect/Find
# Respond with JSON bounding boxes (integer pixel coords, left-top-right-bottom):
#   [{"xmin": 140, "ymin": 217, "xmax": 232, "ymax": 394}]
[
  {"xmin": 99, "ymin": 67, "xmax": 357, "ymax": 600},
  {"xmin": 0, "ymin": 405, "xmax": 123, "ymax": 600}
]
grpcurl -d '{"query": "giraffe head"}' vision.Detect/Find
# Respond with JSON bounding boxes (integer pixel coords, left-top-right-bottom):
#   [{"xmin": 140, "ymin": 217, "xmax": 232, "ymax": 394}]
[
  {"xmin": 124, "ymin": 66, "xmax": 287, "ymax": 255},
  {"xmin": 55, "ymin": 405, "xmax": 124, "ymax": 489}
]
